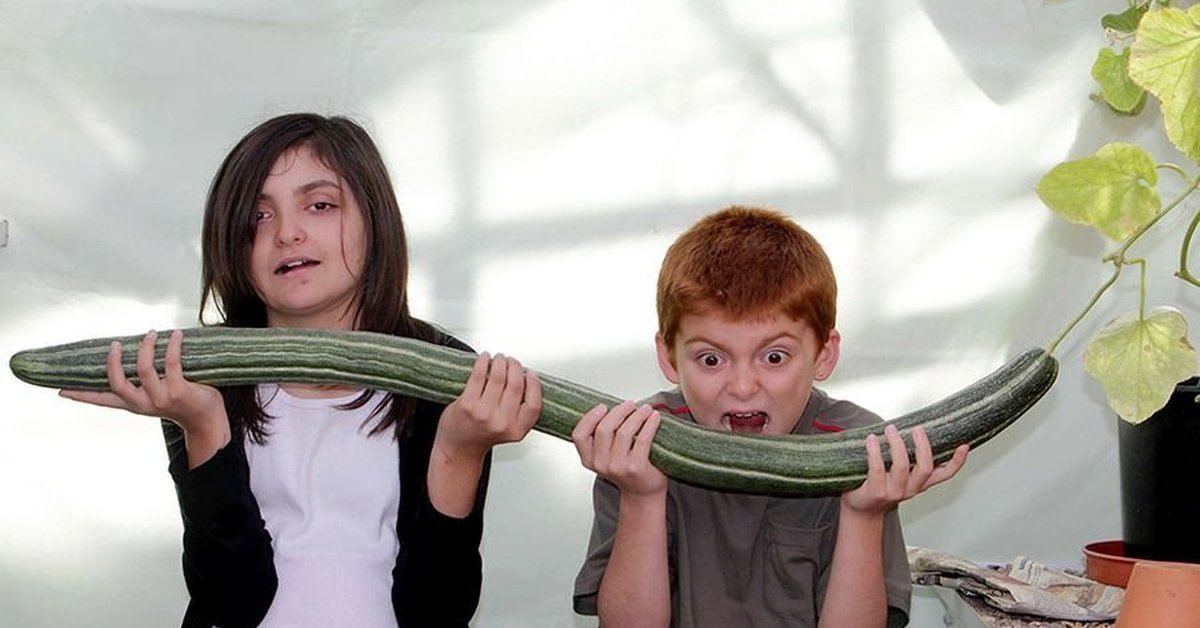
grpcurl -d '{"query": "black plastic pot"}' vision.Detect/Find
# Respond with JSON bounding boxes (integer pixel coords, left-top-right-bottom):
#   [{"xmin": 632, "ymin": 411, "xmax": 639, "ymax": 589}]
[{"xmin": 1119, "ymin": 376, "xmax": 1200, "ymax": 563}]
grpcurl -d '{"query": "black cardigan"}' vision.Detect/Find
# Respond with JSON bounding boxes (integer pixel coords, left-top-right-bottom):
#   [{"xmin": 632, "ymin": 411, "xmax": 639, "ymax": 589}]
[{"xmin": 161, "ymin": 336, "xmax": 489, "ymax": 628}]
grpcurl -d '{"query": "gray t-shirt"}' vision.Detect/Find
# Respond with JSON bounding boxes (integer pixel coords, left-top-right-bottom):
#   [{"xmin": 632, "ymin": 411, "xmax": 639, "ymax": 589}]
[{"xmin": 573, "ymin": 388, "xmax": 912, "ymax": 628}]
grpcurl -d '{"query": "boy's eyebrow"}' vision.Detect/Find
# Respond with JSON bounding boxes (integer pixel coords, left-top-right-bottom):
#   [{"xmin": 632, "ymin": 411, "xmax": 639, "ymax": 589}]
[{"xmin": 683, "ymin": 330, "xmax": 802, "ymax": 351}]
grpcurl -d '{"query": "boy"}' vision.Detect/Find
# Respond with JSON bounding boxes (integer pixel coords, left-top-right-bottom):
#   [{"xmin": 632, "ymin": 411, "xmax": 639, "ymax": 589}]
[{"xmin": 571, "ymin": 206, "xmax": 969, "ymax": 627}]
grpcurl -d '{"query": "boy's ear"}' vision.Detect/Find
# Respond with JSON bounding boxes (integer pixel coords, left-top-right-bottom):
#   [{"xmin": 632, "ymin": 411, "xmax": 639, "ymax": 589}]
[
  {"xmin": 655, "ymin": 333, "xmax": 680, "ymax": 384},
  {"xmin": 814, "ymin": 330, "xmax": 841, "ymax": 382}
]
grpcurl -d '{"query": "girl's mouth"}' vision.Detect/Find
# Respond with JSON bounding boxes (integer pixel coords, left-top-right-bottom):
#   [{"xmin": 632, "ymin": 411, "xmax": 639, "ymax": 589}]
[{"xmin": 276, "ymin": 258, "xmax": 319, "ymax": 275}]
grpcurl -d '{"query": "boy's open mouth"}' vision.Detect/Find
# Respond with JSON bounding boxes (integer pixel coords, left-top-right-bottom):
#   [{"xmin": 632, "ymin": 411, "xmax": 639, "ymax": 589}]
[{"xmin": 725, "ymin": 411, "xmax": 768, "ymax": 433}]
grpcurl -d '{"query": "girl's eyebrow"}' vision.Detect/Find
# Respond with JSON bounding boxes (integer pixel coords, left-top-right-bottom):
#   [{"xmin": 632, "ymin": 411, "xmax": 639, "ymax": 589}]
[
  {"xmin": 257, "ymin": 179, "xmax": 342, "ymax": 201},
  {"xmin": 296, "ymin": 179, "xmax": 341, "ymax": 195}
]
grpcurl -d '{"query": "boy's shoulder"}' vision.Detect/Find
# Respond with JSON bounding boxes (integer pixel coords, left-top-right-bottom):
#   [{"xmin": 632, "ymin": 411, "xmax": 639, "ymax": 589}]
[{"xmin": 641, "ymin": 388, "xmax": 883, "ymax": 435}]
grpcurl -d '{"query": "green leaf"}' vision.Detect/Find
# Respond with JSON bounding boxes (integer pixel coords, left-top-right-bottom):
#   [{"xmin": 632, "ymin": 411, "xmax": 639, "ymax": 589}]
[
  {"xmin": 1083, "ymin": 306, "xmax": 1197, "ymax": 424},
  {"xmin": 1092, "ymin": 47, "xmax": 1147, "ymax": 114},
  {"xmin": 1035, "ymin": 142, "xmax": 1161, "ymax": 241},
  {"xmin": 1129, "ymin": 6, "xmax": 1200, "ymax": 162},
  {"xmin": 1102, "ymin": 4, "xmax": 1149, "ymax": 35}
]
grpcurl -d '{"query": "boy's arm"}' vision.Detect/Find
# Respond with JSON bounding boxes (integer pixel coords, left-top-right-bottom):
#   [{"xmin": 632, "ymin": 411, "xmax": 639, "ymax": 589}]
[
  {"xmin": 820, "ymin": 425, "xmax": 968, "ymax": 628},
  {"xmin": 599, "ymin": 489, "xmax": 671, "ymax": 627},
  {"xmin": 573, "ymin": 402, "xmax": 671, "ymax": 628}
]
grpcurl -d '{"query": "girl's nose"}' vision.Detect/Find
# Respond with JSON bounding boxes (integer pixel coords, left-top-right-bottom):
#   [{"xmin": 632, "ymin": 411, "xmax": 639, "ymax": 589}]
[{"xmin": 273, "ymin": 213, "xmax": 305, "ymax": 246}]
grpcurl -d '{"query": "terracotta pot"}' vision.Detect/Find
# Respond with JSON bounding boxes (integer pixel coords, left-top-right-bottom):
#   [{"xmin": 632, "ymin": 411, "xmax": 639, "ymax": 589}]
[{"xmin": 1114, "ymin": 561, "xmax": 1200, "ymax": 627}]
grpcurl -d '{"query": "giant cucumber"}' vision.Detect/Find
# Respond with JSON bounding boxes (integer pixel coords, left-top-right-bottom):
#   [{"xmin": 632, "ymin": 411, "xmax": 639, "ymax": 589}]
[{"xmin": 8, "ymin": 327, "xmax": 1057, "ymax": 496}]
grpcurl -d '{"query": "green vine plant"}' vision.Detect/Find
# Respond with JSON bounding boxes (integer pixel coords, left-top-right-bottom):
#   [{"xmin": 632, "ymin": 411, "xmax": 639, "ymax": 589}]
[{"xmin": 1037, "ymin": 0, "xmax": 1199, "ymax": 424}]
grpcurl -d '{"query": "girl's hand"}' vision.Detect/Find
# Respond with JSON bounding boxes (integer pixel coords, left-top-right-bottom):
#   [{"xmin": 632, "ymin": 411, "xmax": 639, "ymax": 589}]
[
  {"xmin": 572, "ymin": 401, "xmax": 667, "ymax": 497},
  {"xmin": 58, "ymin": 329, "xmax": 230, "ymax": 466},
  {"xmin": 435, "ymin": 352, "xmax": 542, "ymax": 461},
  {"xmin": 841, "ymin": 425, "xmax": 968, "ymax": 514}
]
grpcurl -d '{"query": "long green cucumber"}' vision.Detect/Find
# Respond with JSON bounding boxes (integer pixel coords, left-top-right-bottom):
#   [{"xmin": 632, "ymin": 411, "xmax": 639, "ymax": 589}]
[{"xmin": 8, "ymin": 327, "xmax": 1057, "ymax": 496}]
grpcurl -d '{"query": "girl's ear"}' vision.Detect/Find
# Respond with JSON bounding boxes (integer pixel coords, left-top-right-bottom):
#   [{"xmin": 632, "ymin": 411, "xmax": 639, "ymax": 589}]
[
  {"xmin": 813, "ymin": 329, "xmax": 841, "ymax": 382},
  {"xmin": 655, "ymin": 332, "xmax": 680, "ymax": 384}
]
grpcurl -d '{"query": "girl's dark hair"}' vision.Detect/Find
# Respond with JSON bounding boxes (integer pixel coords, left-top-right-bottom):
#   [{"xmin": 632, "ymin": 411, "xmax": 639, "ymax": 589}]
[{"xmin": 200, "ymin": 113, "xmax": 436, "ymax": 442}]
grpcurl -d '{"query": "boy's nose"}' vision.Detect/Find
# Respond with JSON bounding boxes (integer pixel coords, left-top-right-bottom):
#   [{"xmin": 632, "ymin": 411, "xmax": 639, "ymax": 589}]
[{"xmin": 728, "ymin": 364, "xmax": 760, "ymax": 398}]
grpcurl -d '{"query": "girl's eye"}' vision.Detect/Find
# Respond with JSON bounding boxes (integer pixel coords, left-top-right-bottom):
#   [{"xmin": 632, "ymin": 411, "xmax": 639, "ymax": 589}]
[
  {"xmin": 764, "ymin": 350, "xmax": 787, "ymax": 365},
  {"xmin": 312, "ymin": 201, "xmax": 336, "ymax": 211},
  {"xmin": 254, "ymin": 209, "xmax": 271, "ymax": 223}
]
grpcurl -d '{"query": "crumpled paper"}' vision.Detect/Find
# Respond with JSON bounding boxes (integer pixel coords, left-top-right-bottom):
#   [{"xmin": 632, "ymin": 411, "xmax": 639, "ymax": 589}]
[{"xmin": 909, "ymin": 546, "xmax": 1124, "ymax": 622}]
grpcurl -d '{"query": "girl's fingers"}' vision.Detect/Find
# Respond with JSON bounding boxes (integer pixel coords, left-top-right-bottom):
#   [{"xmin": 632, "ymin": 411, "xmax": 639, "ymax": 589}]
[
  {"xmin": 105, "ymin": 340, "xmax": 136, "ymax": 399},
  {"xmin": 59, "ymin": 389, "xmax": 130, "ymax": 409},
  {"xmin": 516, "ymin": 369, "xmax": 542, "ymax": 432},
  {"xmin": 477, "ymin": 352, "xmax": 509, "ymax": 410},
  {"xmin": 163, "ymin": 329, "xmax": 187, "ymax": 388},
  {"xmin": 459, "ymin": 353, "xmax": 490, "ymax": 404},
  {"xmin": 495, "ymin": 356, "xmax": 526, "ymax": 419},
  {"xmin": 135, "ymin": 330, "xmax": 165, "ymax": 403}
]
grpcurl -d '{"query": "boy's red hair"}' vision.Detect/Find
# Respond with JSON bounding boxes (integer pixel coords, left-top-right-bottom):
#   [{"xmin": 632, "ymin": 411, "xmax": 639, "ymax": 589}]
[{"xmin": 656, "ymin": 206, "xmax": 837, "ymax": 352}]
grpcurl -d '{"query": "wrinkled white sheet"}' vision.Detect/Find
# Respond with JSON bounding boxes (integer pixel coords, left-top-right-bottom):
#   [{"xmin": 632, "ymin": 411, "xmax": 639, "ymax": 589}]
[{"xmin": 0, "ymin": 1, "xmax": 1163, "ymax": 626}]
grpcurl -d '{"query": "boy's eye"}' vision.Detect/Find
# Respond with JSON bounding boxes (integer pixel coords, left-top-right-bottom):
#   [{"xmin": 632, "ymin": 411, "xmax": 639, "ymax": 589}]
[
  {"xmin": 764, "ymin": 350, "xmax": 787, "ymax": 365},
  {"xmin": 700, "ymin": 353, "xmax": 722, "ymax": 368}
]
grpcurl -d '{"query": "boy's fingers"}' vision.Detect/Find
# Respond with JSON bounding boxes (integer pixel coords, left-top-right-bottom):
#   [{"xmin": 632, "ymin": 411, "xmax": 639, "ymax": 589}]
[
  {"xmin": 614, "ymin": 404, "xmax": 652, "ymax": 450},
  {"xmin": 883, "ymin": 425, "xmax": 910, "ymax": 490},
  {"xmin": 927, "ymin": 445, "xmax": 970, "ymax": 487},
  {"xmin": 864, "ymin": 433, "xmax": 884, "ymax": 480},
  {"xmin": 908, "ymin": 427, "xmax": 935, "ymax": 490},
  {"xmin": 631, "ymin": 411, "xmax": 660, "ymax": 458}
]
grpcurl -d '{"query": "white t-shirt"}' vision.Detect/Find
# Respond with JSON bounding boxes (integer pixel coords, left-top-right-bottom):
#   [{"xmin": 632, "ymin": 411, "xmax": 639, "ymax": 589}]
[{"xmin": 245, "ymin": 384, "xmax": 402, "ymax": 628}]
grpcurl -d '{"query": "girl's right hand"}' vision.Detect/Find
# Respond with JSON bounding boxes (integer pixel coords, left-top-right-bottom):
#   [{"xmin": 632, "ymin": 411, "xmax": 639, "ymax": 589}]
[
  {"xmin": 58, "ymin": 329, "xmax": 230, "ymax": 467},
  {"xmin": 572, "ymin": 401, "xmax": 667, "ymax": 497}
]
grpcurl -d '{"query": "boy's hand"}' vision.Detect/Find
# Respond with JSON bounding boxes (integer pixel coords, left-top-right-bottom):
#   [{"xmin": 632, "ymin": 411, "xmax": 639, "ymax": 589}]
[
  {"xmin": 435, "ymin": 352, "xmax": 542, "ymax": 462},
  {"xmin": 572, "ymin": 401, "xmax": 667, "ymax": 496},
  {"xmin": 841, "ymin": 424, "xmax": 968, "ymax": 514}
]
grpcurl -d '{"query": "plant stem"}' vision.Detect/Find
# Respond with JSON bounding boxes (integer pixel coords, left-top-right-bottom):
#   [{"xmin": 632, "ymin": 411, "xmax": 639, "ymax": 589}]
[
  {"xmin": 1047, "ymin": 264, "xmax": 1122, "ymax": 356},
  {"xmin": 1048, "ymin": 168, "xmax": 1200, "ymax": 356},
  {"xmin": 1179, "ymin": 208, "xmax": 1200, "ymax": 288}
]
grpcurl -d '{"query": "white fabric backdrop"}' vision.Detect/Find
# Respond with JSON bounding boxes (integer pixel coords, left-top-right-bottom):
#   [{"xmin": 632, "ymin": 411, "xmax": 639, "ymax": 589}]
[{"xmin": 1, "ymin": 1, "xmax": 1187, "ymax": 625}]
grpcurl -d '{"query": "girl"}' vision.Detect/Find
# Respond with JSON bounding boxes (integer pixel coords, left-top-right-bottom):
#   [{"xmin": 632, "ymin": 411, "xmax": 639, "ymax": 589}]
[{"xmin": 60, "ymin": 113, "xmax": 540, "ymax": 627}]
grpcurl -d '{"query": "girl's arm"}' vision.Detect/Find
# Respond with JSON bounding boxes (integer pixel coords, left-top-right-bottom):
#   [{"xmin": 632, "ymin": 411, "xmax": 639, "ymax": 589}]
[
  {"xmin": 427, "ymin": 352, "xmax": 541, "ymax": 517},
  {"xmin": 64, "ymin": 329, "xmax": 276, "ymax": 626}
]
